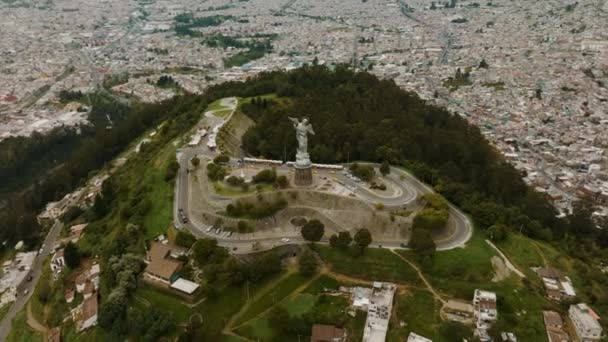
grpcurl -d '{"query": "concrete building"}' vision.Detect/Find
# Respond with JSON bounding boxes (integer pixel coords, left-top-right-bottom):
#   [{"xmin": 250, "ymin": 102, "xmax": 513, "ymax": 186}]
[
  {"xmin": 536, "ymin": 267, "xmax": 576, "ymax": 301},
  {"xmin": 569, "ymin": 303, "xmax": 602, "ymax": 342},
  {"xmin": 361, "ymin": 282, "xmax": 396, "ymax": 342},
  {"xmin": 473, "ymin": 289, "xmax": 498, "ymax": 342}
]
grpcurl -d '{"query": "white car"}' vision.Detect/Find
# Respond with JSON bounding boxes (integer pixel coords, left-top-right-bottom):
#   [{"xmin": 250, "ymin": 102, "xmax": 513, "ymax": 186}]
[
  {"xmin": 281, "ymin": 238, "xmax": 290, "ymax": 243},
  {"xmin": 206, "ymin": 226, "xmax": 213, "ymax": 232},
  {"xmin": 227, "ymin": 231, "xmax": 233, "ymax": 237}
]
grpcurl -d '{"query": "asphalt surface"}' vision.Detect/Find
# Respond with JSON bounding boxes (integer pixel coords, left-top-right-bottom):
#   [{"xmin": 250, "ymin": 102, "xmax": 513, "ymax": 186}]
[
  {"xmin": 0, "ymin": 220, "xmax": 64, "ymax": 341},
  {"xmin": 173, "ymin": 98, "xmax": 473, "ymax": 254}
]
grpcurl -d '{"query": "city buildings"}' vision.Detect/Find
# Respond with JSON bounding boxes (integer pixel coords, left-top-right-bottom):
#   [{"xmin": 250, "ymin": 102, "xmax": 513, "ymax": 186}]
[{"xmin": 1, "ymin": 0, "xmax": 607, "ymax": 217}]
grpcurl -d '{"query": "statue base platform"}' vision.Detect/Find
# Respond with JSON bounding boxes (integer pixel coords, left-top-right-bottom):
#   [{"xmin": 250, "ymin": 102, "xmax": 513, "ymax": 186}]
[{"xmin": 294, "ymin": 164, "xmax": 313, "ymax": 187}]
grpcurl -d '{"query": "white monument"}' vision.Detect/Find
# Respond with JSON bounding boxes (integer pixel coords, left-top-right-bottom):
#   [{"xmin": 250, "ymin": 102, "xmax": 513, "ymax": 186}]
[{"xmin": 288, "ymin": 117, "xmax": 315, "ymax": 186}]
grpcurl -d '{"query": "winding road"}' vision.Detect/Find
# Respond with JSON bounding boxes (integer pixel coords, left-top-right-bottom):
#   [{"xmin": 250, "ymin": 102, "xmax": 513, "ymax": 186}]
[{"xmin": 173, "ymin": 98, "xmax": 473, "ymax": 254}]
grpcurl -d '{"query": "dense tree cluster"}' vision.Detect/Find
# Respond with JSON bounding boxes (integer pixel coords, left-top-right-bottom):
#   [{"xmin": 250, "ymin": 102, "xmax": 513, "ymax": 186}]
[
  {"xmin": 175, "ymin": 230, "xmax": 197, "ymax": 248},
  {"xmin": 99, "ymin": 254, "xmax": 146, "ymax": 336},
  {"xmin": 236, "ymin": 65, "xmax": 606, "ymax": 256},
  {"xmin": 157, "ymin": 75, "xmax": 178, "ymax": 88},
  {"xmin": 174, "ymin": 15, "xmax": 234, "ymax": 37},
  {"xmin": 350, "ymin": 163, "xmax": 375, "ymax": 182},
  {"xmin": 298, "ymin": 249, "xmax": 318, "ymax": 276},
  {"xmin": 409, "ymin": 193, "xmax": 448, "ymax": 267},
  {"xmin": 329, "ymin": 231, "xmax": 352, "ymax": 249}
]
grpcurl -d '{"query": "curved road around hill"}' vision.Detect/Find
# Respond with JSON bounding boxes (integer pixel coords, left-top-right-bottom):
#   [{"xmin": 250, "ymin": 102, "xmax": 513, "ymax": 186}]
[{"xmin": 174, "ymin": 98, "xmax": 472, "ymax": 254}]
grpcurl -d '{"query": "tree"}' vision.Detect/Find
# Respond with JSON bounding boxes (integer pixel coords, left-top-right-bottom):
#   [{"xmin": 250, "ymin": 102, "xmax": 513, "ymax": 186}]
[
  {"xmin": 165, "ymin": 160, "xmax": 179, "ymax": 181},
  {"xmin": 329, "ymin": 234, "xmax": 339, "ymax": 248},
  {"xmin": 276, "ymin": 175, "xmax": 289, "ymax": 188},
  {"xmin": 299, "ymin": 250, "xmax": 318, "ymax": 276},
  {"xmin": 37, "ymin": 276, "xmax": 51, "ymax": 303},
  {"xmin": 479, "ymin": 59, "xmax": 489, "ymax": 69},
  {"xmin": 191, "ymin": 156, "xmax": 200, "ymax": 167},
  {"xmin": 301, "ymin": 219, "xmax": 325, "ymax": 242},
  {"xmin": 337, "ymin": 231, "xmax": 352, "ymax": 248},
  {"xmin": 226, "ymin": 176, "xmax": 244, "ymax": 186},
  {"xmin": 253, "ymin": 169, "xmax": 276, "ymax": 183},
  {"xmin": 380, "ymin": 161, "xmax": 390, "ymax": 176},
  {"xmin": 410, "ymin": 228, "xmax": 435, "ymax": 267},
  {"xmin": 64, "ymin": 242, "xmax": 81, "ymax": 269},
  {"xmin": 487, "ymin": 223, "xmax": 507, "ymax": 242},
  {"xmin": 354, "ymin": 228, "xmax": 372, "ymax": 252},
  {"xmin": 175, "ymin": 230, "xmax": 196, "ymax": 248},
  {"xmin": 213, "ymin": 155, "xmax": 229, "ymax": 164}
]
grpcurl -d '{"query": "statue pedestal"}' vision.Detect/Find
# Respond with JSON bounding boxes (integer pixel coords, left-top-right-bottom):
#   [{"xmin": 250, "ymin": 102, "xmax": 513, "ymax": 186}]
[{"xmin": 294, "ymin": 164, "xmax": 313, "ymax": 187}]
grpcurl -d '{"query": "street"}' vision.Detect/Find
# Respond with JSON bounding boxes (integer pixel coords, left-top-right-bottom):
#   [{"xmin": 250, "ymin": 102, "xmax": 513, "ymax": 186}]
[{"xmin": 0, "ymin": 220, "xmax": 64, "ymax": 341}]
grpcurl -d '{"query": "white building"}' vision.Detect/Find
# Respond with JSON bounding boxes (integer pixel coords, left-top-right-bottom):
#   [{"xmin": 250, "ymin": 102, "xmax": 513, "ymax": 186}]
[
  {"xmin": 361, "ymin": 282, "xmax": 396, "ymax": 342},
  {"xmin": 50, "ymin": 249, "xmax": 65, "ymax": 273},
  {"xmin": 569, "ymin": 303, "xmax": 602, "ymax": 342}
]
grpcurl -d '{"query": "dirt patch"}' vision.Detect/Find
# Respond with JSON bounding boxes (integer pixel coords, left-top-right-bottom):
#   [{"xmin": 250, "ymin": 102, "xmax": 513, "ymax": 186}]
[{"xmin": 491, "ymin": 255, "xmax": 511, "ymax": 282}]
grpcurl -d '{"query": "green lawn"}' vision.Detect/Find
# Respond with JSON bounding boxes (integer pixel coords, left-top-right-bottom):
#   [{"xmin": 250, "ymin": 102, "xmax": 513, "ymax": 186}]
[
  {"xmin": 194, "ymin": 285, "xmax": 252, "ymax": 339},
  {"xmin": 495, "ymin": 233, "xmax": 544, "ymax": 276},
  {"xmin": 235, "ymin": 317, "xmax": 275, "ymax": 341},
  {"xmin": 388, "ymin": 289, "xmax": 442, "ymax": 342},
  {"xmin": 236, "ymin": 293, "xmax": 351, "ymax": 342},
  {"xmin": 207, "ymin": 98, "xmax": 229, "ymax": 112},
  {"xmin": 6, "ymin": 310, "xmax": 43, "ymax": 342},
  {"xmin": 141, "ymin": 144, "xmax": 177, "ymax": 238},
  {"xmin": 280, "ymin": 294, "xmax": 316, "ymax": 316},
  {"xmin": 316, "ymin": 246, "xmax": 422, "ymax": 285},
  {"xmin": 61, "ymin": 322, "xmax": 110, "ymax": 342},
  {"xmin": 132, "ymin": 285, "xmax": 192, "ymax": 323},
  {"xmin": 302, "ymin": 274, "xmax": 341, "ymax": 294},
  {"xmin": 233, "ymin": 272, "xmax": 309, "ymax": 326},
  {"xmin": 399, "ymin": 230, "xmax": 559, "ymax": 341},
  {"xmin": 399, "ymin": 231, "xmax": 499, "ymax": 298},
  {"xmin": 212, "ymin": 181, "xmax": 274, "ymax": 196},
  {"xmin": 0, "ymin": 304, "xmax": 10, "ymax": 326}
]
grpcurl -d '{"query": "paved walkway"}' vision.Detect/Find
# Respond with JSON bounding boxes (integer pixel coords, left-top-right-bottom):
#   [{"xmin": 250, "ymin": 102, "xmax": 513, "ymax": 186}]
[{"xmin": 485, "ymin": 240, "xmax": 526, "ymax": 278}]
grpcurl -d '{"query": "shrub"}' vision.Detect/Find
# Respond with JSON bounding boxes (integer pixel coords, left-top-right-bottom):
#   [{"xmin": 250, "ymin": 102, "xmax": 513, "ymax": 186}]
[
  {"xmin": 226, "ymin": 175, "xmax": 244, "ymax": 186},
  {"xmin": 213, "ymin": 155, "xmax": 230, "ymax": 164},
  {"xmin": 253, "ymin": 168, "xmax": 277, "ymax": 183}
]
